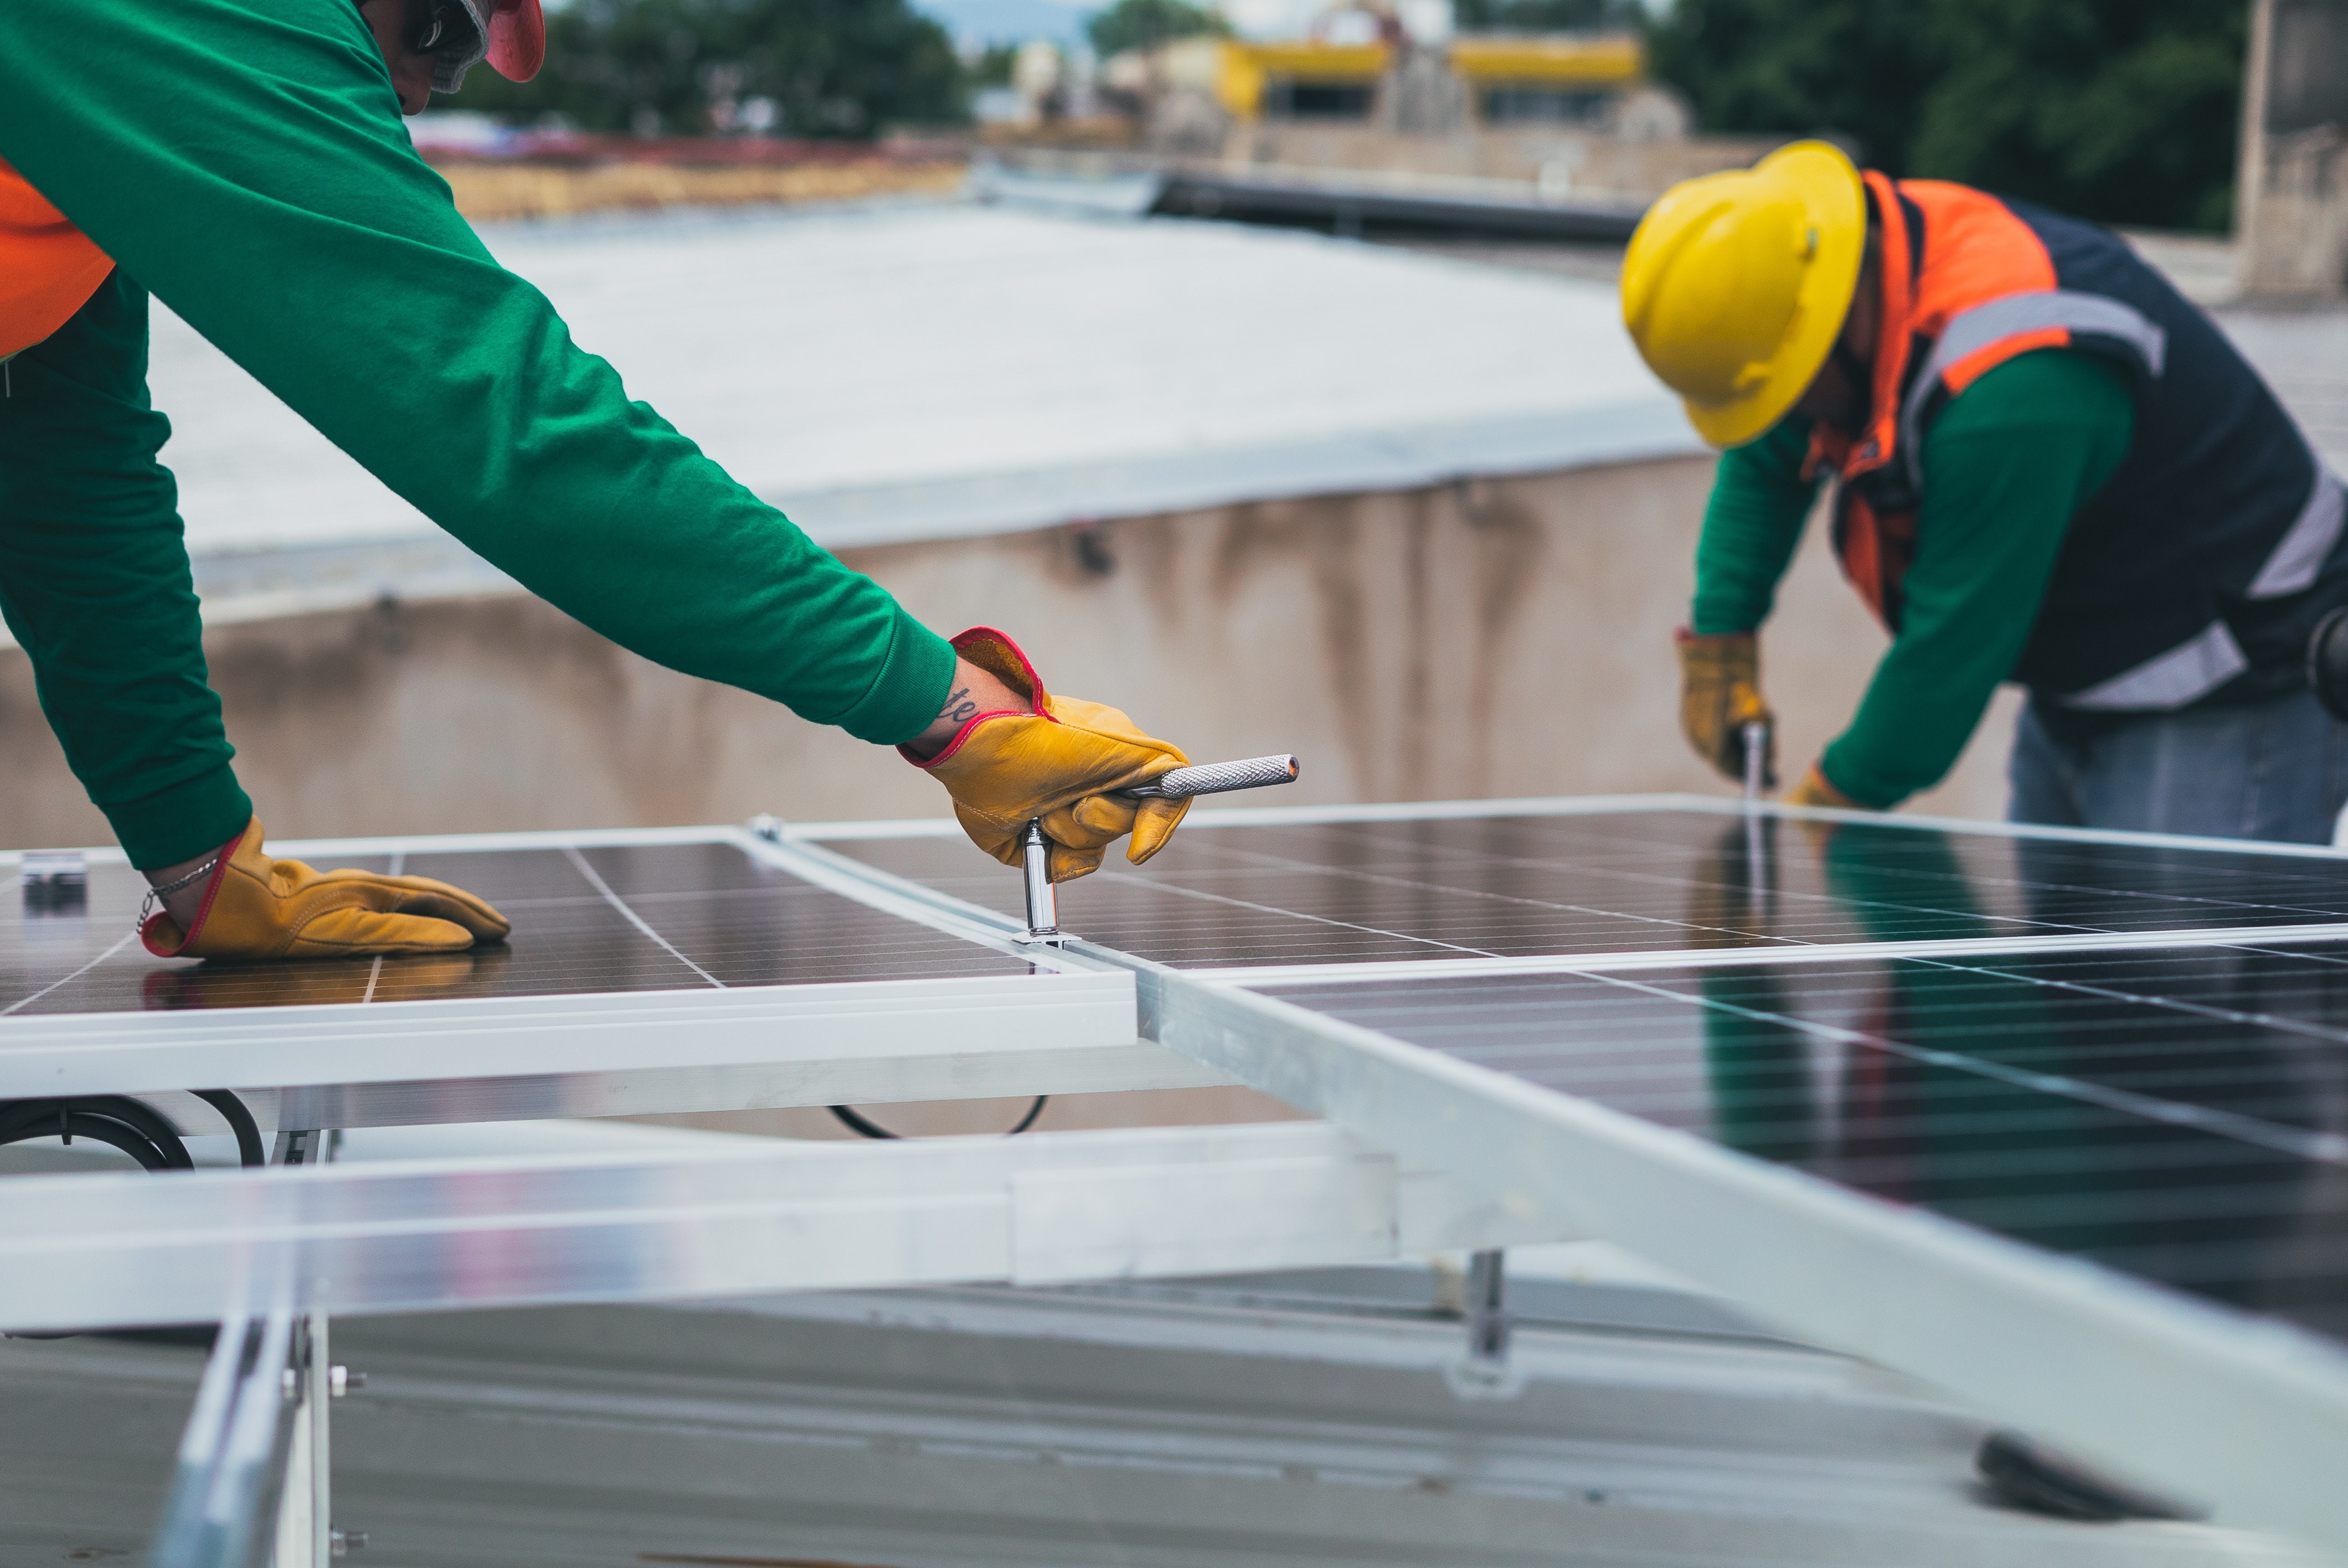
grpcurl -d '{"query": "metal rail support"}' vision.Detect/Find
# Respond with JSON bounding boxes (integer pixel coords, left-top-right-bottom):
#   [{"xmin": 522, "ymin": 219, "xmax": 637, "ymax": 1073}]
[
  {"xmin": 1020, "ymin": 821, "xmax": 1062, "ymax": 947},
  {"xmin": 1446, "ymin": 1248, "xmax": 1525, "ymax": 1400},
  {"xmin": 1741, "ymin": 721, "xmax": 1770, "ymax": 894},
  {"xmin": 150, "ymin": 1292, "xmax": 301, "ymax": 1568}
]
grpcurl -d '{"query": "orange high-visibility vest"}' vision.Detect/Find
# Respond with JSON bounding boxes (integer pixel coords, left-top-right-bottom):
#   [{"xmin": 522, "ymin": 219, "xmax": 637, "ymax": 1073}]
[
  {"xmin": 1803, "ymin": 171, "xmax": 2342, "ymax": 713},
  {"xmin": 0, "ymin": 156, "xmax": 114, "ymax": 361}
]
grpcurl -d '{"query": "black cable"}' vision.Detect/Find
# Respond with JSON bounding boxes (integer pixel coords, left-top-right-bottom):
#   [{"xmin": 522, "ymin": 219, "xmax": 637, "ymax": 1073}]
[
  {"xmin": 0, "ymin": 1097, "xmax": 194, "ymax": 1170},
  {"xmin": 194, "ymin": 1090, "xmax": 266, "ymax": 1168},
  {"xmin": 827, "ymin": 1095, "xmax": 1049, "ymax": 1140}
]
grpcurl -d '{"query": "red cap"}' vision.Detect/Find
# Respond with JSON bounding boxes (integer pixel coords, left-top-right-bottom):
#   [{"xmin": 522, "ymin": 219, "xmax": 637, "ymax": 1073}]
[{"xmin": 487, "ymin": 0, "xmax": 545, "ymax": 82}]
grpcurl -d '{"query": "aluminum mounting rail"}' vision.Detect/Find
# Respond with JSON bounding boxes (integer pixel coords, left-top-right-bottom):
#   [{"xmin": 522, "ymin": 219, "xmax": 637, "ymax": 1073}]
[{"xmin": 0, "ymin": 1121, "xmax": 1564, "ymax": 1336}]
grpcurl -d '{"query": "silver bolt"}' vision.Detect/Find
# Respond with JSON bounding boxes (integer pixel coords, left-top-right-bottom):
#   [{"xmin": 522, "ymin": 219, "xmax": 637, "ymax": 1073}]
[
  {"xmin": 330, "ymin": 1530, "xmax": 367, "ymax": 1555},
  {"xmin": 328, "ymin": 1364, "xmax": 366, "ymax": 1396},
  {"xmin": 748, "ymin": 813, "xmax": 784, "ymax": 842}
]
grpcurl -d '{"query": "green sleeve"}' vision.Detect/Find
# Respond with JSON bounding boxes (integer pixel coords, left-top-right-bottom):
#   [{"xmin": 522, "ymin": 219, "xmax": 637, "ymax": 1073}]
[
  {"xmin": 1820, "ymin": 351, "xmax": 2135, "ymax": 808},
  {"xmin": 0, "ymin": 0, "xmax": 955, "ymax": 757},
  {"xmin": 0, "ymin": 276, "xmax": 254, "ymax": 868},
  {"xmin": 1690, "ymin": 417, "xmax": 1821, "ymax": 636}
]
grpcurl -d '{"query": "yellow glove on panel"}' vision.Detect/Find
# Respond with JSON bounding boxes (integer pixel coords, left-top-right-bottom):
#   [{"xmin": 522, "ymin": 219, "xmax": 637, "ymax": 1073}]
[
  {"xmin": 141, "ymin": 819, "xmax": 512, "ymax": 960},
  {"xmin": 1677, "ymin": 627, "xmax": 1777, "ymax": 787},
  {"xmin": 1783, "ymin": 763, "xmax": 1861, "ymax": 810},
  {"xmin": 908, "ymin": 628, "xmax": 1191, "ymax": 883}
]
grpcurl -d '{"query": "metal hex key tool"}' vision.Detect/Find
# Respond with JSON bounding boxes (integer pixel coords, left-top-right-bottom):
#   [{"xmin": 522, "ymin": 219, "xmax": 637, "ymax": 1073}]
[{"xmin": 1019, "ymin": 754, "xmax": 1300, "ymax": 943}]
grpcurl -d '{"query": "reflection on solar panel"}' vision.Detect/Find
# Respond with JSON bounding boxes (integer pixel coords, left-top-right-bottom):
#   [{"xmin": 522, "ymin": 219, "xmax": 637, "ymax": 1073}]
[
  {"xmin": 1264, "ymin": 942, "xmax": 2348, "ymax": 1342},
  {"xmin": 1, "ymin": 840, "xmax": 1028, "ymax": 1018},
  {"xmin": 835, "ymin": 808, "xmax": 2348, "ymax": 967},
  {"xmin": 16, "ymin": 800, "xmax": 2348, "ymax": 1555}
]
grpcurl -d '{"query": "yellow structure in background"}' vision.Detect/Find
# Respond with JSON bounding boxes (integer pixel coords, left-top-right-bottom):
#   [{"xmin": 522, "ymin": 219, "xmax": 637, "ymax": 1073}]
[
  {"xmin": 1210, "ymin": 40, "xmax": 1394, "ymax": 118},
  {"xmin": 1194, "ymin": 33, "xmax": 1642, "ymax": 122},
  {"xmin": 1446, "ymin": 34, "xmax": 1640, "ymax": 86}
]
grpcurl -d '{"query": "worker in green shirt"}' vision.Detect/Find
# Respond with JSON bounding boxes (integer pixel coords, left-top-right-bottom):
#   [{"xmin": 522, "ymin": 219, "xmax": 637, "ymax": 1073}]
[
  {"xmin": 0, "ymin": 0, "xmax": 1191, "ymax": 962},
  {"xmin": 1621, "ymin": 142, "xmax": 2348, "ymax": 842}
]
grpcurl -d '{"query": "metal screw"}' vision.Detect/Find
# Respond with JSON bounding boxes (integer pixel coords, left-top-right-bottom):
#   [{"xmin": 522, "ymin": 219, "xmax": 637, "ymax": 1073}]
[
  {"xmin": 281, "ymin": 1368, "xmax": 300, "ymax": 1400},
  {"xmin": 329, "ymin": 1364, "xmax": 367, "ymax": 1396},
  {"xmin": 330, "ymin": 1530, "xmax": 368, "ymax": 1555},
  {"xmin": 748, "ymin": 813, "xmax": 784, "ymax": 842}
]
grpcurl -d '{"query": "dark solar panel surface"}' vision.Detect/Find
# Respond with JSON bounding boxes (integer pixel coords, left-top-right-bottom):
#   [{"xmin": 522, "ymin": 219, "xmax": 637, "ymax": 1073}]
[
  {"xmin": 1, "ymin": 842, "xmax": 1025, "ymax": 1017},
  {"xmin": 837, "ymin": 810, "xmax": 2348, "ymax": 967},
  {"xmin": 1266, "ymin": 942, "xmax": 2348, "ymax": 1340}
]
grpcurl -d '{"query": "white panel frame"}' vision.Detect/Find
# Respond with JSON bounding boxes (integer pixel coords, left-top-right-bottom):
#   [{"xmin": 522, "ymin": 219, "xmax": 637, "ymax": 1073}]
[
  {"xmin": 0, "ymin": 971, "xmax": 1219, "ymax": 1130},
  {"xmin": 0, "ymin": 825, "xmax": 1224, "ymax": 1126}
]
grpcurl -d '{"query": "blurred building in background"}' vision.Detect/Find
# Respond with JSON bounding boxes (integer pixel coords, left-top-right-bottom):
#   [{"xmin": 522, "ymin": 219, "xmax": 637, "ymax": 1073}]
[{"xmin": 1006, "ymin": 7, "xmax": 1754, "ymax": 204}]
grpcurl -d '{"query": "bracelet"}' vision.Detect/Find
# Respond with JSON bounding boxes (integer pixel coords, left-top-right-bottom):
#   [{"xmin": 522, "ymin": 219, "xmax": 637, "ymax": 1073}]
[
  {"xmin": 147, "ymin": 855, "xmax": 223, "ymax": 899},
  {"xmin": 136, "ymin": 854, "xmax": 223, "ymax": 936}
]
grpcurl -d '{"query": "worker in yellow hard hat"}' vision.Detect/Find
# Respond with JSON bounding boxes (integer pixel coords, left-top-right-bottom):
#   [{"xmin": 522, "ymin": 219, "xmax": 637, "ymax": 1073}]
[
  {"xmin": 0, "ymin": 0, "xmax": 1190, "ymax": 962},
  {"xmin": 1621, "ymin": 141, "xmax": 2348, "ymax": 842}
]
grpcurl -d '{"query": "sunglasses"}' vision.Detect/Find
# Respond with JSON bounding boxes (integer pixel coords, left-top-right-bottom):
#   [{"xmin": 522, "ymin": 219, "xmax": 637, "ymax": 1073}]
[{"xmin": 405, "ymin": 0, "xmax": 480, "ymax": 55}]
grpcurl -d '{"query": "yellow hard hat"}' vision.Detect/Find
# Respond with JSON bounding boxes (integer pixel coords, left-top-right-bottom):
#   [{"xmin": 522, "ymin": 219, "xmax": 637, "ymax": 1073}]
[{"xmin": 1620, "ymin": 140, "xmax": 1866, "ymax": 449}]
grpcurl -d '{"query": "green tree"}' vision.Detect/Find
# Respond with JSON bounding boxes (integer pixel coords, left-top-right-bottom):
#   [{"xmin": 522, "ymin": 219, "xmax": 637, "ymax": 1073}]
[
  {"xmin": 968, "ymin": 42, "xmax": 1019, "ymax": 89},
  {"xmin": 452, "ymin": 0, "xmax": 967, "ymax": 137},
  {"xmin": 1085, "ymin": 0, "xmax": 1224, "ymax": 60},
  {"xmin": 1647, "ymin": 0, "xmax": 2244, "ymax": 233}
]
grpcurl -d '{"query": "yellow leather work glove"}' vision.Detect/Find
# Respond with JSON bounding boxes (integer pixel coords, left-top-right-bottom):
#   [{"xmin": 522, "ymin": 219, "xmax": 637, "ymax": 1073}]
[
  {"xmin": 1783, "ymin": 762, "xmax": 1861, "ymax": 810},
  {"xmin": 1677, "ymin": 628, "xmax": 1777, "ymax": 788},
  {"xmin": 140, "ymin": 819, "xmax": 512, "ymax": 961},
  {"xmin": 906, "ymin": 628, "xmax": 1191, "ymax": 883}
]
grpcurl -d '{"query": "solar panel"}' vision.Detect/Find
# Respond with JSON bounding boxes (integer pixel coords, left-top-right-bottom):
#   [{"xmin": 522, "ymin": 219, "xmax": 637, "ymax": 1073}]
[
  {"xmin": 1258, "ymin": 941, "xmax": 2348, "ymax": 1342},
  {"xmin": 832, "ymin": 807, "xmax": 2348, "ymax": 968},
  {"xmin": 16, "ymin": 800, "xmax": 2348, "ymax": 1556},
  {"xmin": 2, "ymin": 839, "xmax": 1031, "ymax": 1018}
]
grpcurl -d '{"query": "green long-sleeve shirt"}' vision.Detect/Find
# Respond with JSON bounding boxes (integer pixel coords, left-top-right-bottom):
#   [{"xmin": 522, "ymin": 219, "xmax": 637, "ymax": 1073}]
[
  {"xmin": 0, "ymin": 0, "xmax": 956, "ymax": 868},
  {"xmin": 1690, "ymin": 349, "xmax": 2136, "ymax": 809}
]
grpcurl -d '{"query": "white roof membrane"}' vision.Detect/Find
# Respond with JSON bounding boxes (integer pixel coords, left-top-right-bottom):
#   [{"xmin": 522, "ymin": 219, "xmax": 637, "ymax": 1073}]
[{"xmin": 146, "ymin": 202, "xmax": 1694, "ymax": 562}]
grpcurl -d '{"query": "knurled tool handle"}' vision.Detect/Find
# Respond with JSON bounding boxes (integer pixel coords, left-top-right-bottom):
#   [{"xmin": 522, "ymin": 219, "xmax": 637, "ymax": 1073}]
[
  {"xmin": 1121, "ymin": 754, "xmax": 1301, "ymax": 800},
  {"xmin": 1022, "ymin": 755, "xmax": 1302, "ymax": 941}
]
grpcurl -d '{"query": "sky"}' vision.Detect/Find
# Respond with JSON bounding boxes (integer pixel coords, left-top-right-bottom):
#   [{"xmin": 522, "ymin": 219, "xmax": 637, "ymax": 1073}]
[{"xmin": 912, "ymin": 0, "xmax": 1096, "ymax": 48}]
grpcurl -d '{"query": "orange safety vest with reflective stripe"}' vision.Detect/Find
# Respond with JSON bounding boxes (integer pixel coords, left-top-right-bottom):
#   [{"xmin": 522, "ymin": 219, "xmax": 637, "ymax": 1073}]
[
  {"xmin": 0, "ymin": 156, "xmax": 114, "ymax": 362},
  {"xmin": 1808, "ymin": 172, "xmax": 2344, "ymax": 713}
]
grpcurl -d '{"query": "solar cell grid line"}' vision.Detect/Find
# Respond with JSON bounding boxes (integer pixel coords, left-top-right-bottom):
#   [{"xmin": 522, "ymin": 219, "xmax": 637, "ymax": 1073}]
[
  {"xmin": 561, "ymin": 845, "xmax": 722, "ymax": 987},
  {"xmin": 0, "ymin": 837, "xmax": 1047, "ymax": 1018},
  {"xmin": 824, "ymin": 805, "xmax": 2348, "ymax": 971},
  {"xmin": 1251, "ymin": 947, "xmax": 2348, "ymax": 1343}
]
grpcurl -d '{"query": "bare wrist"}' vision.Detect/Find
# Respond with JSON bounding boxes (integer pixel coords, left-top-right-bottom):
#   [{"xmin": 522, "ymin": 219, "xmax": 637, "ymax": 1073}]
[
  {"xmin": 904, "ymin": 656, "xmax": 1030, "ymax": 760},
  {"xmin": 144, "ymin": 849, "xmax": 222, "ymax": 931}
]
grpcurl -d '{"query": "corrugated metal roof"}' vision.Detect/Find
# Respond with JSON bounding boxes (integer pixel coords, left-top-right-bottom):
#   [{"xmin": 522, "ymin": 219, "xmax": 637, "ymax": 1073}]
[{"xmin": 150, "ymin": 200, "xmax": 1692, "ymax": 569}]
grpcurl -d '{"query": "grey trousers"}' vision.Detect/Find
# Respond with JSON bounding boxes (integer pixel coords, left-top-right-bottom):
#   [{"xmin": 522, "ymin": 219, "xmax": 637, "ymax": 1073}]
[{"xmin": 2008, "ymin": 688, "xmax": 2348, "ymax": 845}]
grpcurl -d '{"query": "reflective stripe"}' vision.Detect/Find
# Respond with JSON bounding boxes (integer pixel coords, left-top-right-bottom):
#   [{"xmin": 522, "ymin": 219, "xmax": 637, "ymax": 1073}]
[
  {"xmin": 2246, "ymin": 464, "xmax": 2346, "ymax": 600},
  {"xmin": 2058, "ymin": 620, "xmax": 2249, "ymax": 711},
  {"xmin": 1898, "ymin": 291, "xmax": 2168, "ymax": 483}
]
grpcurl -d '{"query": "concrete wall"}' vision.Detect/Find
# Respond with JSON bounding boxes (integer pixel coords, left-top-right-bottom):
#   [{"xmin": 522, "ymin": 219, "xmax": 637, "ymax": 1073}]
[
  {"xmin": 0, "ymin": 455, "xmax": 2017, "ymax": 853},
  {"xmin": 1206, "ymin": 122, "xmax": 1770, "ymax": 198},
  {"xmin": 2237, "ymin": 0, "xmax": 2348, "ymax": 300}
]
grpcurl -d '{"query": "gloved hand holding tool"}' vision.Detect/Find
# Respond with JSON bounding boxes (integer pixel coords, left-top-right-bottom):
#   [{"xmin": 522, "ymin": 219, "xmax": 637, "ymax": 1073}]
[
  {"xmin": 140, "ymin": 819, "xmax": 511, "ymax": 961},
  {"xmin": 904, "ymin": 628, "xmax": 1194, "ymax": 884},
  {"xmin": 1677, "ymin": 629, "xmax": 1777, "ymax": 791}
]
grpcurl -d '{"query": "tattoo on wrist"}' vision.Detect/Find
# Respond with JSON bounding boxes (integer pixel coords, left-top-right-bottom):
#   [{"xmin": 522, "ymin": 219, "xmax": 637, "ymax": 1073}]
[{"xmin": 939, "ymin": 685, "xmax": 979, "ymax": 726}]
